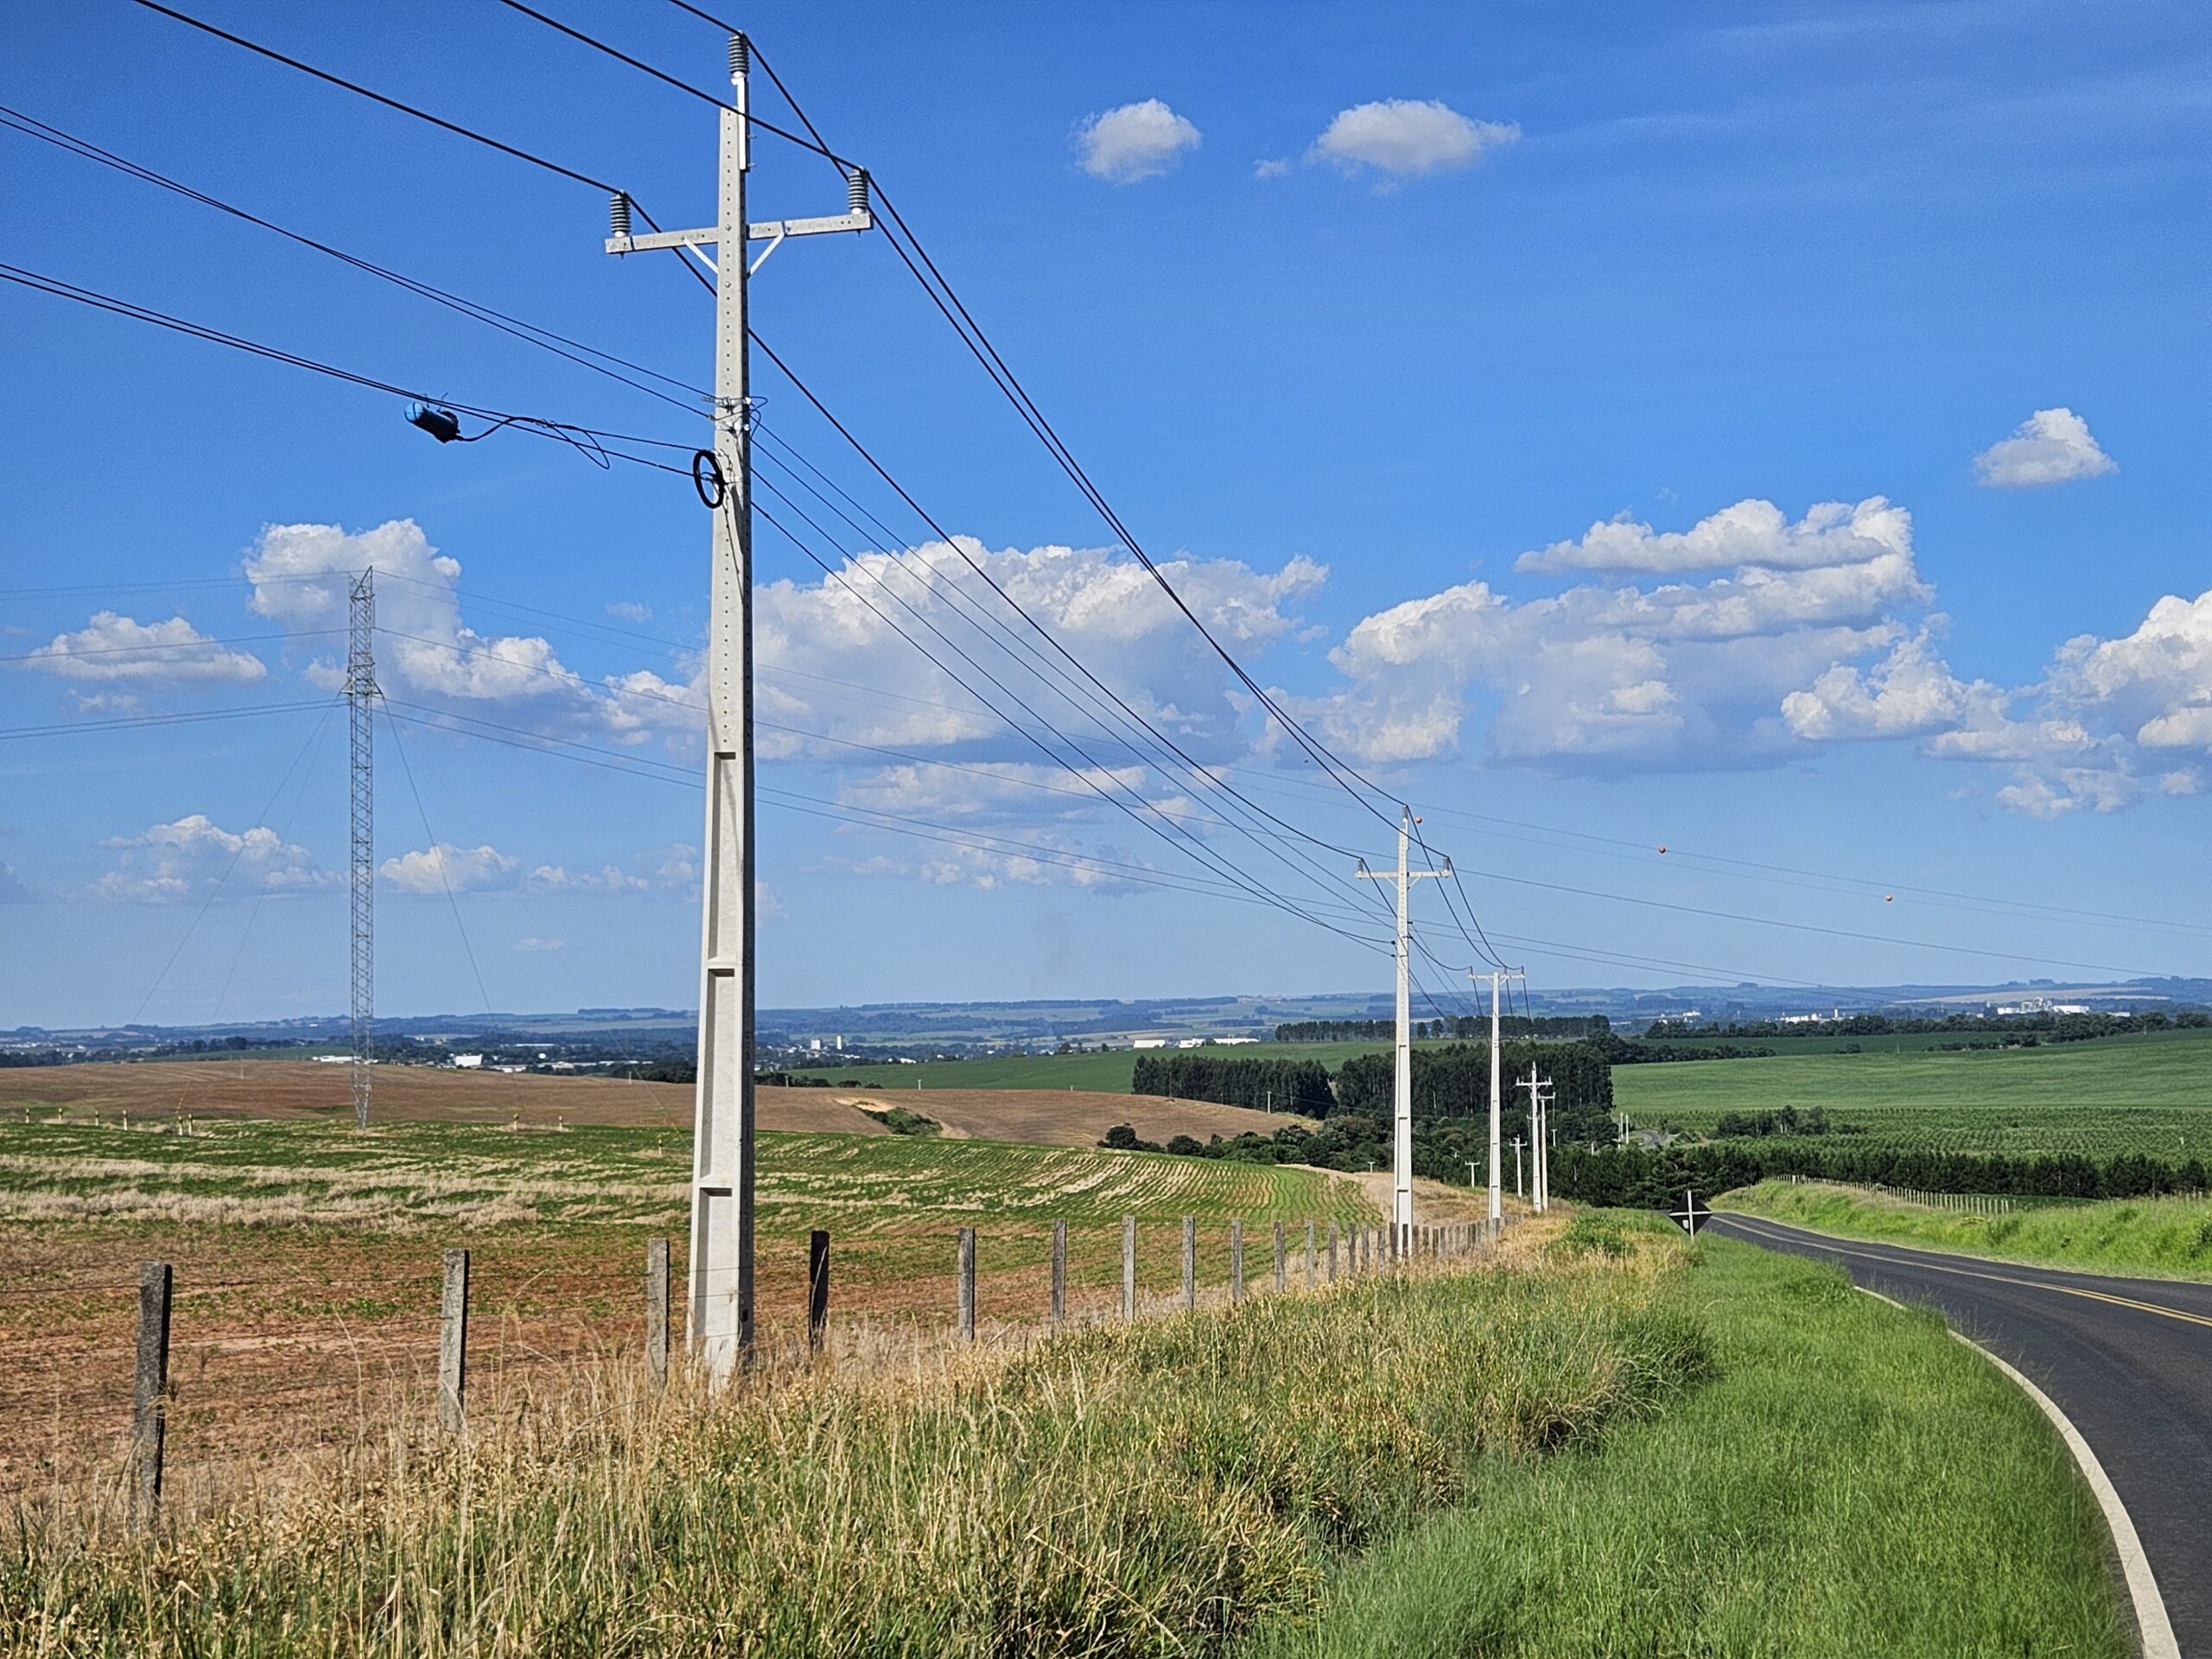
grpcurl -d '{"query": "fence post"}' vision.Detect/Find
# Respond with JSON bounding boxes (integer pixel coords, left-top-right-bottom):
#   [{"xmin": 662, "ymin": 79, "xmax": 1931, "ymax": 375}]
[
  {"xmin": 808, "ymin": 1230, "xmax": 830, "ymax": 1353},
  {"xmin": 957, "ymin": 1228, "xmax": 976, "ymax": 1344},
  {"xmin": 645, "ymin": 1236, "xmax": 670, "ymax": 1391},
  {"xmin": 1327, "ymin": 1221, "xmax": 1338, "ymax": 1281},
  {"xmin": 438, "ymin": 1248, "xmax": 469, "ymax": 1434},
  {"xmin": 1052, "ymin": 1219, "xmax": 1068, "ymax": 1330},
  {"xmin": 1305, "ymin": 1220, "xmax": 1316, "ymax": 1289},
  {"xmin": 1230, "ymin": 1219, "xmax": 1245, "ymax": 1304},
  {"xmin": 1122, "ymin": 1215, "xmax": 1137, "ymax": 1319},
  {"xmin": 1181, "ymin": 1216, "xmax": 1196, "ymax": 1310},
  {"xmin": 1274, "ymin": 1221, "xmax": 1287, "ymax": 1292},
  {"xmin": 130, "ymin": 1260, "xmax": 171, "ymax": 1527}
]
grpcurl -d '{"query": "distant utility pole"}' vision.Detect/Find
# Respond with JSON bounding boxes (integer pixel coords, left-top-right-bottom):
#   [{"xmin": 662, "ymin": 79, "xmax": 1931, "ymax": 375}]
[
  {"xmin": 1356, "ymin": 808, "xmax": 1446, "ymax": 1255},
  {"xmin": 1516, "ymin": 1067, "xmax": 1553, "ymax": 1212},
  {"xmin": 605, "ymin": 32, "xmax": 871, "ymax": 1381},
  {"xmin": 1512, "ymin": 1136, "xmax": 1523, "ymax": 1199},
  {"xmin": 1470, "ymin": 967, "xmax": 1523, "ymax": 1231},
  {"xmin": 345, "ymin": 570, "xmax": 378, "ymax": 1133}
]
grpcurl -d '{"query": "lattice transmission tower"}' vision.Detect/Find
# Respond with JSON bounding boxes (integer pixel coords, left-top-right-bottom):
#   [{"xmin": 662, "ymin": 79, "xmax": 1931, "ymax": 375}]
[{"xmin": 346, "ymin": 570, "xmax": 378, "ymax": 1131}]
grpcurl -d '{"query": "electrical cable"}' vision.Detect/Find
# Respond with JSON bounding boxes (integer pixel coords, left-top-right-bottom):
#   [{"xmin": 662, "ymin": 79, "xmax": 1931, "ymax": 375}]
[
  {"xmin": 121, "ymin": 0, "xmax": 716, "ymax": 300},
  {"xmin": 0, "ymin": 262, "xmax": 691, "ymax": 474},
  {"xmin": 0, "ymin": 102, "xmax": 710, "ymax": 416},
  {"xmin": 745, "ymin": 347, "xmax": 1399, "ymax": 935},
  {"xmin": 0, "ymin": 702, "xmax": 330, "ymax": 741},
  {"xmin": 124, "ymin": 698, "xmax": 342, "ymax": 1025},
  {"xmin": 379, "ymin": 703, "xmax": 497, "ymax": 1014},
  {"xmin": 746, "ymin": 430, "xmax": 1396, "ymax": 928},
  {"xmin": 745, "ymin": 488, "xmax": 1390, "ymax": 950}
]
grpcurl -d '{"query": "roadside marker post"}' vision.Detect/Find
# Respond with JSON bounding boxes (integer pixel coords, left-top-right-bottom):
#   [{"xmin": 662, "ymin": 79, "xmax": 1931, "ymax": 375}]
[
  {"xmin": 1668, "ymin": 1191, "xmax": 1713, "ymax": 1237},
  {"xmin": 1305, "ymin": 1220, "xmax": 1317, "ymax": 1289}
]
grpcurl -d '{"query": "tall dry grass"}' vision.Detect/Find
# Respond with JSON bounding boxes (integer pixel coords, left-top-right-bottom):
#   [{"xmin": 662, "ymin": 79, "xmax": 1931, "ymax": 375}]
[{"xmin": 4, "ymin": 1246, "xmax": 1706, "ymax": 1657}]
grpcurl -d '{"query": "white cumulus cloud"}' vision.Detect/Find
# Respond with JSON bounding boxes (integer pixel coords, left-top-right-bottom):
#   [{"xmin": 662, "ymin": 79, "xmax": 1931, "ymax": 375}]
[
  {"xmin": 1309, "ymin": 99, "xmax": 1517, "ymax": 179},
  {"xmin": 1972, "ymin": 407, "xmax": 2116, "ymax": 488},
  {"xmin": 242, "ymin": 519, "xmax": 698, "ymax": 745},
  {"xmin": 23, "ymin": 613, "xmax": 266, "ymax": 685},
  {"xmin": 92, "ymin": 815, "xmax": 330, "ymax": 902},
  {"xmin": 1516, "ymin": 497, "xmax": 1911, "ymax": 576},
  {"xmin": 379, "ymin": 842, "xmax": 518, "ymax": 894},
  {"xmin": 1074, "ymin": 99, "xmax": 1200, "ymax": 183}
]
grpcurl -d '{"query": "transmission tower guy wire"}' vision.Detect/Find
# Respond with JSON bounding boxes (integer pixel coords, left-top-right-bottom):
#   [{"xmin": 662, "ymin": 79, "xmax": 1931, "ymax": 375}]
[{"xmin": 346, "ymin": 570, "xmax": 378, "ymax": 1132}]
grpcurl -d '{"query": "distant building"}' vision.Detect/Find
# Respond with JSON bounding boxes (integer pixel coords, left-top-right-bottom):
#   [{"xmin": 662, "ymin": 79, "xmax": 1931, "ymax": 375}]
[
  {"xmin": 1994, "ymin": 998, "xmax": 2093, "ymax": 1017},
  {"xmin": 452, "ymin": 1053, "xmax": 485, "ymax": 1070},
  {"xmin": 1133, "ymin": 1038, "xmax": 1168, "ymax": 1050}
]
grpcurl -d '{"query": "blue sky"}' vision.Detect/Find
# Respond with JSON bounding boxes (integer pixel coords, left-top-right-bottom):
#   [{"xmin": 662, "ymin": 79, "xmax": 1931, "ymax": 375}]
[{"xmin": 2, "ymin": 0, "xmax": 2207, "ymax": 1028}]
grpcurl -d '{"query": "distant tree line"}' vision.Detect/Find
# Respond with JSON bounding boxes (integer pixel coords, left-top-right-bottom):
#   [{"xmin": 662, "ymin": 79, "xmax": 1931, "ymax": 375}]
[
  {"xmin": 1273, "ymin": 1014, "xmax": 1611, "ymax": 1043},
  {"xmin": 1553, "ymin": 1141, "xmax": 2211, "ymax": 1208},
  {"xmin": 1334, "ymin": 1042, "xmax": 1613, "ymax": 1125},
  {"xmin": 1643, "ymin": 1009, "xmax": 2209, "ymax": 1041},
  {"xmin": 1102, "ymin": 1113, "xmax": 1512, "ymax": 1182},
  {"xmin": 1133, "ymin": 1053, "xmax": 1333, "ymax": 1116}
]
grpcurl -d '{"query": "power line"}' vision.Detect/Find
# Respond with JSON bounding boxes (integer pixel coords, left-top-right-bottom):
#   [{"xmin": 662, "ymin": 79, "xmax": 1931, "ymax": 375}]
[
  {"xmin": 0, "ymin": 261, "xmax": 691, "ymax": 475},
  {"xmin": 122, "ymin": 0, "xmax": 716, "ymax": 299},
  {"xmin": 744, "ymin": 491, "xmax": 1390, "ymax": 951},
  {"xmin": 0, "ymin": 102, "xmax": 709, "ymax": 416},
  {"xmin": 0, "ymin": 702, "xmax": 329, "ymax": 742},
  {"xmin": 379, "ymin": 704, "xmax": 496, "ymax": 1014},
  {"xmin": 746, "ymin": 427, "xmax": 1395, "ymax": 927}
]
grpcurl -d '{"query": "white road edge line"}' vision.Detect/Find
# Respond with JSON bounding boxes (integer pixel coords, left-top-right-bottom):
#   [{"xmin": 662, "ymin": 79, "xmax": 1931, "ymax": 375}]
[{"xmin": 1850, "ymin": 1284, "xmax": 2179, "ymax": 1659}]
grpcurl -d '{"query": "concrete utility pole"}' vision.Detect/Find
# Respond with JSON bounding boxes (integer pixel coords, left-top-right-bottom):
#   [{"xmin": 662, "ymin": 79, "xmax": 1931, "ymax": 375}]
[
  {"xmin": 605, "ymin": 32, "xmax": 871, "ymax": 1381},
  {"xmin": 345, "ymin": 571, "xmax": 378, "ymax": 1133},
  {"xmin": 1470, "ymin": 967, "xmax": 1523, "ymax": 1231},
  {"xmin": 1356, "ymin": 808, "xmax": 1447, "ymax": 1255},
  {"xmin": 1516, "ymin": 1067, "xmax": 1553, "ymax": 1212},
  {"xmin": 1512, "ymin": 1136, "xmax": 1523, "ymax": 1199}
]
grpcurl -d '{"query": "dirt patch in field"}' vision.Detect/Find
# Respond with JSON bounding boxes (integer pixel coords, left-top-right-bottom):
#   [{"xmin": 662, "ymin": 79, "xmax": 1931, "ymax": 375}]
[
  {"xmin": 0, "ymin": 1062, "xmax": 884, "ymax": 1135},
  {"xmin": 807, "ymin": 1086, "xmax": 1306, "ymax": 1148}
]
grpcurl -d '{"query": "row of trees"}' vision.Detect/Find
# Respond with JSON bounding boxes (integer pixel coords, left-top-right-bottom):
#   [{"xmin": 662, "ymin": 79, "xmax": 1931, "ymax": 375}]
[
  {"xmin": 1333, "ymin": 1042, "xmax": 1613, "ymax": 1129},
  {"xmin": 1273, "ymin": 1014, "xmax": 1611, "ymax": 1043},
  {"xmin": 1553, "ymin": 1141, "xmax": 2211, "ymax": 1208},
  {"xmin": 1101, "ymin": 1113, "xmax": 1521, "ymax": 1183},
  {"xmin": 1643, "ymin": 1008, "xmax": 2209, "ymax": 1041},
  {"xmin": 1132, "ymin": 1053, "xmax": 1334, "ymax": 1116}
]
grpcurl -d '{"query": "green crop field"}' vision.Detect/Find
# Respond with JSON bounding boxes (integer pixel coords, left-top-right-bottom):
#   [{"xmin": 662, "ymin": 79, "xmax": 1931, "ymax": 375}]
[
  {"xmin": 786, "ymin": 1038, "xmax": 1446, "ymax": 1094},
  {"xmin": 1618, "ymin": 1027, "xmax": 2212, "ymax": 1160}
]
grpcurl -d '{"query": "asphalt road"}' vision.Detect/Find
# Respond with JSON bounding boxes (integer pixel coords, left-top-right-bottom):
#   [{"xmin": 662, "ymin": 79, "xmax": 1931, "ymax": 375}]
[{"xmin": 1710, "ymin": 1213, "xmax": 2211, "ymax": 1656}]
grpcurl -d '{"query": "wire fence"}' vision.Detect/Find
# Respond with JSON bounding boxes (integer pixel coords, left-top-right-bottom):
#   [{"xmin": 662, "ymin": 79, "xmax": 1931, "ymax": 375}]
[{"xmin": 3, "ymin": 1211, "xmax": 1509, "ymax": 1511}]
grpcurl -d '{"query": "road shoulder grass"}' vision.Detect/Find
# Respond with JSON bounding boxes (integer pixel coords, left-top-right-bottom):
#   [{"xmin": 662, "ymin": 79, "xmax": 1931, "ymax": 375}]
[
  {"xmin": 1725, "ymin": 1178, "xmax": 2212, "ymax": 1281},
  {"xmin": 1244, "ymin": 1223, "xmax": 2130, "ymax": 1659}
]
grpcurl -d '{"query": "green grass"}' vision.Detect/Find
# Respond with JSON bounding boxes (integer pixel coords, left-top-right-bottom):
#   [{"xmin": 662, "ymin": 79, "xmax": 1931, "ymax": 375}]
[
  {"xmin": 1724, "ymin": 1179, "xmax": 2212, "ymax": 1281},
  {"xmin": 1637, "ymin": 1026, "xmax": 2212, "ymax": 1057},
  {"xmin": 0, "ymin": 1117, "xmax": 1369, "ymax": 1234},
  {"xmin": 7, "ymin": 1247, "xmax": 1710, "ymax": 1657},
  {"xmin": 1619, "ymin": 1027, "xmax": 2212, "ymax": 1161},
  {"xmin": 1245, "ymin": 1230, "xmax": 2129, "ymax": 1659}
]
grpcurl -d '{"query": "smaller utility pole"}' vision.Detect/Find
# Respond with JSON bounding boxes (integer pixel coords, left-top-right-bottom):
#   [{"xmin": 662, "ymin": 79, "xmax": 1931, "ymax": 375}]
[
  {"xmin": 1470, "ymin": 966, "xmax": 1523, "ymax": 1232},
  {"xmin": 1516, "ymin": 1068, "xmax": 1553, "ymax": 1212},
  {"xmin": 1512, "ymin": 1136, "xmax": 1523, "ymax": 1199},
  {"xmin": 1356, "ymin": 808, "xmax": 1447, "ymax": 1256}
]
